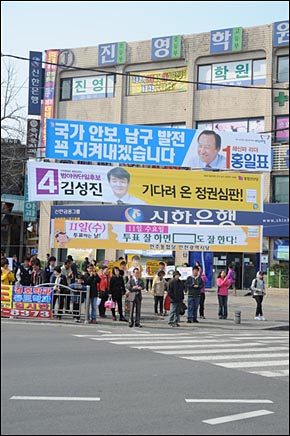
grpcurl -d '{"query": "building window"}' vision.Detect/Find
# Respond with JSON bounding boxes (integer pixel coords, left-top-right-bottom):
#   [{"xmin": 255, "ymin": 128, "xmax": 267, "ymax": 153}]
[
  {"xmin": 277, "ymin": 56, "xmax": 289, "ymax": 83},
  {"xmin": 60, "ymin": 79, "xmax": 72, "ymax": 100},
  {"xmin": 196, "ymin": 118, "xmax": 264, "ymax": 133},
  {"xmin": 275, "ymin": 116, "xmax": 289, "ymax": 142},
  {"xmin": 273, "ymin": 176, "xmax": 289, "ymax": 203},
  {"xmin": 197, "ymin": 59, "xmax": 266, "ymax": 89},
  {"xmin": 60, "ymin": 75, "xmax": 115, "ymax": 101}
]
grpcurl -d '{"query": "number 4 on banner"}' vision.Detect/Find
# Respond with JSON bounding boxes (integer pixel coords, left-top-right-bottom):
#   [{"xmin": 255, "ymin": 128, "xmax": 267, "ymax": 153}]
[{"xmin": 36, "ymin": 169, "xmax": 59, "ymax": 194}]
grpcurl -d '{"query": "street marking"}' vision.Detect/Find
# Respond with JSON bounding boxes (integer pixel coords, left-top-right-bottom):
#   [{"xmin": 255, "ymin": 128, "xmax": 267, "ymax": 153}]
[
  {"xmin": 75, "ymin": 333, "xmax": 190, "ymax": 339},
  {"xmin": 182, "ymin": 352, "xmax": 289, "ymax": 361},
  {"xmin": 216, "ymin": 360, "xmax": 289, "ymax": 368},
  {"xmin": 97, "ymin": 330, "xmax": 112, "ymax": 334},
  {"xmin": 10, "ymin": 396, "xmax": 101, "ymax": 401},
  {"xmin": 130, "ymin": 341, "xmax": 259, "ymax": 350},
  {"xmin": 248, "ymin": 369, "xmax": 289, "ymax": 377},
  {"xmin": 156, "ymin": 346, "xmax": 287, "ymax": 355},
  {"xmin": 203, "ymin": 409, "xmax": 274, "ymax": 425},
  {"xmin": 185, "ymin": 399, "xmax": 273, "ymax": 403}
]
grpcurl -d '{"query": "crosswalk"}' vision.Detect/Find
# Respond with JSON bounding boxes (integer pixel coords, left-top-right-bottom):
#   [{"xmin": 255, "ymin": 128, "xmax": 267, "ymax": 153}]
[{"xmin": 74, "ymin": 330, "xmax": 289, "ymax": 379}]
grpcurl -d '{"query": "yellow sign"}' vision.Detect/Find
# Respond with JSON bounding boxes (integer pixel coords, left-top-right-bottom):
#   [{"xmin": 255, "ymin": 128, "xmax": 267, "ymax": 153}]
[
  {"xmin": 52, "ymin": 220, "xmax": 262, "ymax": 253},
  {"xmin": 1, "ymin": 285, "xmax": 13, "ymax": 309},
  {"xmin": 146, "ymin": 260, "xmax": 160, "ymax": 276},
  {"xmin": 126, "ymin": 168, "xmax": 263, "ymax": 212},
  {"xmin": 129, "ymin": 67, "xmax": 187, "ymax": 95}
]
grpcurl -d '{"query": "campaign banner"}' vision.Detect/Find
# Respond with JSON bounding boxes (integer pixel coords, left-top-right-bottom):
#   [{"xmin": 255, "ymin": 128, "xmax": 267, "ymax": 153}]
[
  {"xmin": 45, "ymin": 118, "xmax": 272, "ymax": 172},
  {"xmin": 50, "ymin": 203, "xmax": 289, "ymax": 237},
  {"xmin": 40, "ymin": 50, "xmax": 59, "ymax": 154},
  {"xmin": 27, "ymin": 161, "xmax": 263, "ymax": 212},
  {"xmin": 51, "ymin": 219, "xmax": 262, "ymax": 253},
  {"xmin": 128, "ymin": 67, "xmax": 187, "ymax": 95},
  {"xmin": 1, "ymin": 285, "xmax": 53, "ymax": 319}
]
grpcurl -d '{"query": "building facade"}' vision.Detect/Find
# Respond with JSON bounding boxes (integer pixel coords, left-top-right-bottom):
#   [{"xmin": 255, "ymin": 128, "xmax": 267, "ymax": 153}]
[{"xmin": 37, "ymin": 22, "xmax": 289, "ymax": 287}]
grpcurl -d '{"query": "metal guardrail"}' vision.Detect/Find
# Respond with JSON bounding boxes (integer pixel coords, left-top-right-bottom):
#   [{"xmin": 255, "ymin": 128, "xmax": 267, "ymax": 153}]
[
  {"xmin": 267, "ymin": 271, "xmax": 289, "ymax": 289},
  {"xmin": 34, "ymin": 283, "xmax": 90, "ymax": 323}
]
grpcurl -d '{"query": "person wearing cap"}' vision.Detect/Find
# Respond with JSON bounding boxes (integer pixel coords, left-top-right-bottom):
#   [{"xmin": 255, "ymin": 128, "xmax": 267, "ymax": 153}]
[
  {"xmin": 250, "ymin": 271, "xmax": 266, "ymax": 321},
  {"xmin": 151, "ymin": 270, "xmax": 167, "ymax": 316},
  {"xmin": 167, "ymin": 271, "xmax": 185, "ymax": 327}
]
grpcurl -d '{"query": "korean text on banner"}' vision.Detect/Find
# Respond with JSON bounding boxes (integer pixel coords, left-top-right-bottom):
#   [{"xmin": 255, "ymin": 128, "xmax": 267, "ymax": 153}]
[
  {"xmin": 51, "ymin": 220, "xmax": 262, "ymax": 253},
  {"xmin": 27, "ymin": 161, "xmax": 264, "ymax": 212},
  {"xmin": 45, "ymin": 118, "xmax": 272, "ymax": 171}
]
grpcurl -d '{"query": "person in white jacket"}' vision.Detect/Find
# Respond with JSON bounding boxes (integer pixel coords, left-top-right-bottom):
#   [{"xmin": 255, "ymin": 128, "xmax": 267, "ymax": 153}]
[{"xmin": 251, "ymin": 271, "xmax": 266, "ymax": 321}]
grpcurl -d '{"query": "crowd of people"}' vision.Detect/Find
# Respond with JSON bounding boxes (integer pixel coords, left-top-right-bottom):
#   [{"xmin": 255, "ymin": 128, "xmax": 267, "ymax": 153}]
[{"xmin": 1, "ymin": 252, "xmax": 267, "ymax": 325}]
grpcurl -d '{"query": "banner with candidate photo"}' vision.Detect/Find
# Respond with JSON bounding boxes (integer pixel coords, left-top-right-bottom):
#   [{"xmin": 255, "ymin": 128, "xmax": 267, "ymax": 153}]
[
  {"xmin": 45, "ymin": 118, "xmax": 272, "ymax": 172},
  {"xmin": 27, "ymin": 161, "xmax": 263, "ymax": 212}
]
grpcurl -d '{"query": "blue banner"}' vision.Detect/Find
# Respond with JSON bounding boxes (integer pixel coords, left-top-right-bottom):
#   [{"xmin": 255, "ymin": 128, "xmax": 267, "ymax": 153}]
[
  {"xmin": 45, "ymin": 118, "xmax": 272, "ymax": 172},
  {"xmin": 28, "ymin": 51, "xmax": 42, "ymax": 115},
  {"xmin": 51, "ymin": 203, "xmax": 289, "ymax": 237}
]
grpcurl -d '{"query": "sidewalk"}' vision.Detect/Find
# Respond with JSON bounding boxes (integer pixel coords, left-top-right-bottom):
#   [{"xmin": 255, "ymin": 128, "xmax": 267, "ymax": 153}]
[{"xmin": 4, "ymin": 288, "xmax": 288, "ymax": 331}]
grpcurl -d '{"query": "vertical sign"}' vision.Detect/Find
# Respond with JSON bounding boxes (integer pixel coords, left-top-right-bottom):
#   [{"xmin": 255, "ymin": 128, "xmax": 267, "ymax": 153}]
[
  {"xmin": 273, "ymin": 20, "xmax": 289, "ymax": 46},
  {"xmin": 28, "ymin": 51, "xmax": 42, "ymax": 115},
  {"xmin": 26, "ymin": 118, "xmax": 40, "ymax": 158},
  {"xmin": 210, "ymin": 27, "xmax": 243, "ymax": 53},
  {"xmin": 151, "ymin": 36, "xmax": 182, "ymax": 60},
  {"xmin": 23, "ymin": 175, "xmax": 38, "ymax": 222},
  {"xmin": 98, "ymin": 42, "xmax": 127, "ymax": 66},
  {"xmin": 40, "ymin": 49, "xmax": 59, "ymax": 155}
]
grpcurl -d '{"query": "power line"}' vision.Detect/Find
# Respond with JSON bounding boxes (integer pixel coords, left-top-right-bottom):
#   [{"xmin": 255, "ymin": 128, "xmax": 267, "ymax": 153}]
[{"xmin": 2, "ymin": 53, "xmax": 289, "ymax": 92}]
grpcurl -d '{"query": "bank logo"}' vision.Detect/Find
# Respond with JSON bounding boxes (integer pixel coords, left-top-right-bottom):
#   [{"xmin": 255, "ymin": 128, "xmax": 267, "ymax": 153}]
[{"xmin": 124, "ymin": 208, "xmax": 144, "ymax": 222}]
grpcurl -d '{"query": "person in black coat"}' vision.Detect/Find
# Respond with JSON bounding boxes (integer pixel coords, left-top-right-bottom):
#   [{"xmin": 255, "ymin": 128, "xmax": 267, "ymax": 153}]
[
  {"xmin": 109, "ymin": 267, "xmax": 127, "ymax": 321},
  {"xmin": 167, "ymin": 270, "xmax": 185, "ymax": 327}
]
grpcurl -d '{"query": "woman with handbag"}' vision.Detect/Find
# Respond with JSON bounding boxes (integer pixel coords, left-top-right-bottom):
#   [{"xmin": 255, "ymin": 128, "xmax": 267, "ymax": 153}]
[{"xmin": 109, "ymin": 267, "xmax": 127, "ymax": 321}]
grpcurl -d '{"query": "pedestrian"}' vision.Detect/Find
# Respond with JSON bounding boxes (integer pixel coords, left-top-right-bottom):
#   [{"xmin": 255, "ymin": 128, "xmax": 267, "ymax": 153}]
[
  {"xmin": 198, "ymin": 267, "xmax": 208, "ymax": 319},
  {"xmin": 15, "ymin": 256, "xmax": 33, "ymax": 286},
  {"xmin": 70, "ymin": 273, "xmax": 87, "ymax": 322},
  {"xmin": 84, "ymin": 264, "xmax": 101, "ymax": 324},
  {"xmin": 251, "ymin": 271, "xmax": 267, "ymax": 321},
  {"xmin": 167, "ymin": 270, "xmax": 185, "ymax": 327},
  {"xmin": 1, "ymin": 258, "xmax": 15, "ymax": 285},
  {"xmin": 216, "ymin": 270, "xmax": 231, "ymax": 319},
  {"xmin": 52, "ymin": 266, "xmax": 68, "ymax": 320},
  {"xmin": 98, "ymin": 266, "xmax": 111, "ymax": 318},
  {"xmin": 109, "ymin": 266, "xmax": 127, "ymax": 321},
  {"xmin": 125, "ymin": 267, "xmax": 145, "ymax": 328},
  {"xmin": 44, "ymin": 256, "xmax": 57, "ymax": 284},
  {"xmin": 227, "ymin": 264, "xmax": 237, "ymax": 295},
  {"xmin": 185, "ymin": 266, "xmax": 204, "ymax": 323},
  {"xmin": 151, "ymin": 270, "xmax": 167, "ymax": 315},
  {"xmin": 30, "ymin": 259, "xmax": 45, "ymax": 286}
]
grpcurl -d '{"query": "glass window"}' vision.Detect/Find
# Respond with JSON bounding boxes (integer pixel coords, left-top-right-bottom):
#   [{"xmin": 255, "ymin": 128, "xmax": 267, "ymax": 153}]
[
  {"xmin": 198, "ymin": 59, "xmax": 266, "ymax": 89},
  {"xmin": 60, "ymin": 78, "xmax": 72, "ymax": 101},
  {"xmin": 197, "ymin": 65, "xmax": 211, "ymax": 90},
  {"xmin": 273, "ymin": 176, "xmax": 289, "ymax": 203},
  {"xmin": 275, "ymin": 116, "xmax": 289, "ymax": 142},
  {"xmin": 252, "ymin": 59, "xmax": 266, "ymax": 85},
  {"xmin": 196, "ymin": 118, "xmax": 264, "ymax": 133},
  {"xmin": 277, "ymin": 56, "xmax": 289, "ymax": 83}
]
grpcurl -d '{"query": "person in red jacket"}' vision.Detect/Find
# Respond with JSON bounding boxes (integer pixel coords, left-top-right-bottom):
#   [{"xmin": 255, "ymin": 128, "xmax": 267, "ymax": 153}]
[
  {"xmin": 216, "ymin": 270, "xmax": 231, "ymax": 319},
  {"xmin": 98, "ymin": 266, "xmax": 111, "ymax": 317}
]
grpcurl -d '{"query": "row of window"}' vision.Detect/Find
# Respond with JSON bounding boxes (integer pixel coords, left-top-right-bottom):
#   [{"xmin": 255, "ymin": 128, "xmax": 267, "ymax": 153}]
[
  {"xmin": 60, "ymin": 55, "xmax": 289, "ymax": 101},
  {"xmin": 153, "ymin": 117, "xmax": 289, "ymax": 142}
]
